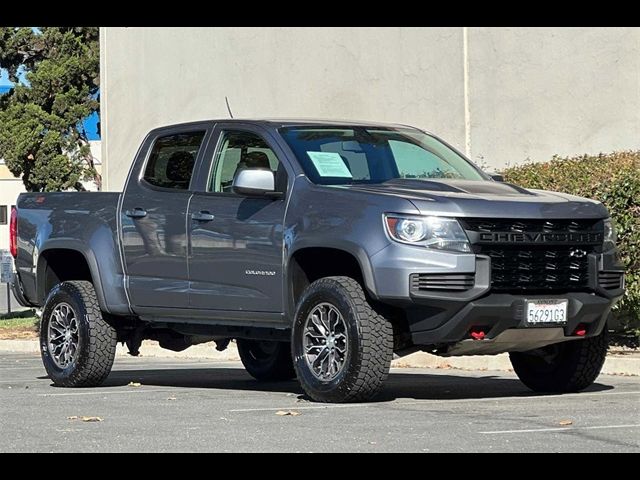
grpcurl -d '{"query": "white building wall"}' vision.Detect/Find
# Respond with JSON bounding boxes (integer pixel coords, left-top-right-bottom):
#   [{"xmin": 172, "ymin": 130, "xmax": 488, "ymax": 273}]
[
  {"xmin": 100, "ymin": 27, "xmax": 466, "ymax": 190},
  {"xmin": 100, "ymin": 27, "xmax": 640, "ymax": 190},
  {"xmin": 467, "ymin": 27, "xmax": 640, "ymax": 167}
]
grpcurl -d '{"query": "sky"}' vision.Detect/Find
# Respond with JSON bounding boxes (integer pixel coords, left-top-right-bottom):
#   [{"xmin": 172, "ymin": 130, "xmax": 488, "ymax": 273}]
[
  {"xmin": 0, "ymin": 67, "xmax": 100, "ymax": 140},
  {"xmin": 0, "ymin": 68, "xmax": 14, "ymax": 87}
]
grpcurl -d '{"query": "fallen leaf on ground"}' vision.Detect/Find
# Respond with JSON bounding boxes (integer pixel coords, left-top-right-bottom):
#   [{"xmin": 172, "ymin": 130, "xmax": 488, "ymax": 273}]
[
  {"xmin": 275, "ymin": 410, "xmax": 301, "ymax": 416},
  {"xmin": 558, "ymin": 420, "xmax": 573, "ymax": 426},
  {"xmin": 167, "ymin": 396, "xmax": 177, "ymax": 401},
  {"xmin": 81, "ymin": 416, "xmax": 103, "ymax": 423},
  {"xmin": 67, "ymin": 416, "xmax": 78, "ymax": 420},
  {"xmin": 127, "ymin": 382, "xmax": 142, "ymax": 387}
]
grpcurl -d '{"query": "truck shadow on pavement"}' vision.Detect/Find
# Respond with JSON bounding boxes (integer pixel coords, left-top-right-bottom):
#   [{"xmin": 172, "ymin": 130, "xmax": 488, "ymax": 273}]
[{"xmin": 98, "ymin": 367, "xmax": 614, "ymax": 402}]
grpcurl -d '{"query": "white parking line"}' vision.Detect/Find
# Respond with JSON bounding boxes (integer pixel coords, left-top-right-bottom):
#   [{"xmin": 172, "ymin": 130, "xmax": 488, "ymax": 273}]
[
  {"xmin": 229, "ymin": 390, "xmax": 640, "ymax": 413},
  {"xmin": 0, "ymin": 366, "xmax": 46, "ymax": 371},
  {"xmin": 480, "ymin": 424, "xmax": 640, "ymax": 435},
  {"xmin": 395, "ymin": 390, "xmax": 640, "ymax": 406},
  {"xmin": 38, "ymin": 389, "xmax": 170, "ymax": 397},
  {"xmin": 0, "ymin": 379, "xmax": 46, "ymax": 384},
  {"xmin": 230, "ymin": 403, "xmax": 373, "ymax": 412}
]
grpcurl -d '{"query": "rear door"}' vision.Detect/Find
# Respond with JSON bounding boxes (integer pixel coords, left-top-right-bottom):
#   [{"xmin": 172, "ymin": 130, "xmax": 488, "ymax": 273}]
[
  {"xmin": 187, "ymin": 123, "xmax": 291, "ymax": 313},
  {"xmin": 120, "ymin": 125, "xmax": 211, "ymax": 309}
]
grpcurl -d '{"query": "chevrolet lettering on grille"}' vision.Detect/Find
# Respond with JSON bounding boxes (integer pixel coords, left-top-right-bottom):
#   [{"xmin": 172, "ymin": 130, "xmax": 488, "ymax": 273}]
[{"xmin": 476, "ymin": 231, "xmax": 603, "ymax": 244}]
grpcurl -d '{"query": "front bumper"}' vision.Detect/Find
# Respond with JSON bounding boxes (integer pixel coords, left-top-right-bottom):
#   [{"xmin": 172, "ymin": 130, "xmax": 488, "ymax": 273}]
[
  {"xmin": 407, "ymin": 292, "xmax": 614, "ymax": 354},
  {"xmin": 370, "ymin": 243, "xmax": 624, "ymax": 353}
]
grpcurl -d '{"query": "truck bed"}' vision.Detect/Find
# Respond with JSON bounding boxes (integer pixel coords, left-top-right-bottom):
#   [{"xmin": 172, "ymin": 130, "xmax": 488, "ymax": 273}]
[{"xmin": 15, "ymin": 192, "xmax": 125, "ymax": 311}]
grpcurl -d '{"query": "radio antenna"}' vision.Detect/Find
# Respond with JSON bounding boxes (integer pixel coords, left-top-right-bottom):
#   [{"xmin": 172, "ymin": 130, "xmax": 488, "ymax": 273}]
[{"xmin": 225, "ymin": 96, "xmax": 234, "ymax": 119}]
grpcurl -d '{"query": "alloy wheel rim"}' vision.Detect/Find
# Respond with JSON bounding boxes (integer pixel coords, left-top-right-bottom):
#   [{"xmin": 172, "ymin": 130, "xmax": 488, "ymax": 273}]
[
  {"xmin": 47, "ymin": 303, "xmax": 79, "ymax": 369},
  {"xmin": 303, "ymin": 302, "xmax": 348, "ymax": 381}
]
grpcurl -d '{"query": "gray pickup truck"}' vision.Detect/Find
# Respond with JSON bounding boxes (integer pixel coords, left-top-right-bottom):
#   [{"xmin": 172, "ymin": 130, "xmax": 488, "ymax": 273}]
[{"xmin": 10, "ymin": 119, "xmax": 625, "ymax": 402}]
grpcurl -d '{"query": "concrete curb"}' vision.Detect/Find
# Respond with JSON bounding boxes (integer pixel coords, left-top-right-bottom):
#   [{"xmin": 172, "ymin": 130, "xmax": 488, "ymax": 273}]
[
  {"xmin": 115, "ymin": 341, "xmax": 241, "ymax": 361},
  {"xmin": 391, "ymin": 351, "xmax": 640, "ymax": 376},
  {"xmin": 0, "ymin": 339, "xmax": 240, "ymax": 362},
  {"xmin": 1, "ymin": 339, "xmax": 637, "ymax": 376}
]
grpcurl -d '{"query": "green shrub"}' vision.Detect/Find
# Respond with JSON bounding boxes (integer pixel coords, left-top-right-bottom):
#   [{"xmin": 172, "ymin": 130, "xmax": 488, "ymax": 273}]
[{"xmin": 502, "ymin": 151, "xmax": 640, "ymax": 331}]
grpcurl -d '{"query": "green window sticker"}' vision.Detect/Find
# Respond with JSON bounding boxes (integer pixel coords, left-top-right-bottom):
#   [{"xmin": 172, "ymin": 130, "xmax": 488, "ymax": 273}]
[{"xmin": 307, "ymin": 151, "xmax": 352, "ymax": 178}]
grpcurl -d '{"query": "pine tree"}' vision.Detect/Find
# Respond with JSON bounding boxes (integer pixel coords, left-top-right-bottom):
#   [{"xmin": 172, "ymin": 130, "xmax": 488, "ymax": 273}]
[{"xmin": 0, "ymin": 27, "xmax": 100, "ymax": 191}]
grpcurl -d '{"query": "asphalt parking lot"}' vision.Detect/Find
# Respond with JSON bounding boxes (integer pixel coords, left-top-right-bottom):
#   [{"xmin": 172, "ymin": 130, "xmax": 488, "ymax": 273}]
[{"xmin": 1, "ymin": 352, "xmax": 638, "ymax": 452}]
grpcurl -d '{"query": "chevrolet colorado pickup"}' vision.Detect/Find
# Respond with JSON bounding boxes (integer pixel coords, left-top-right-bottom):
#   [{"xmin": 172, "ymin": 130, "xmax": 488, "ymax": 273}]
[{"xmin": 10, "ymin": 119, "xmax": 625, "ymax": 402}]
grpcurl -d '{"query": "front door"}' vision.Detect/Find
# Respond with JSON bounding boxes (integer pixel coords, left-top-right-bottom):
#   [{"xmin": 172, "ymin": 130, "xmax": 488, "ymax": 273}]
[
  {"xmin": 121, "ymin": 128, "xmax": 208, "ymax": 309},
  {"xmin": 188, "ymin": 126, "xmax": 290, "ymax": 312}
]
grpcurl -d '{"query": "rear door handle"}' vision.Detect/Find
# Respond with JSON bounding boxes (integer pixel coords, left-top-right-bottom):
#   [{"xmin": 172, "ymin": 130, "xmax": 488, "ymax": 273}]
[
  {"xmin": 125, "ymin": 208, "xmax": 148, "ymax": 219},
  {"xmin": 192, "ymin": 211, "xmax": 215, "ymax": 222}
]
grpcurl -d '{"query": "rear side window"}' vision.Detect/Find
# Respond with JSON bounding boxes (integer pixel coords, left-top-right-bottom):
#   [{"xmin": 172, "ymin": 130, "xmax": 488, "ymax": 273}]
[{"xmin": 143, "ymin": 131, "xmax": 205, "ymax": 190}]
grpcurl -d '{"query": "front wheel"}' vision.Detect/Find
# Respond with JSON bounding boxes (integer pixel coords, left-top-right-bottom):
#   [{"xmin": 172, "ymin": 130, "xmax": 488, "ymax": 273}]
[
  {"xmin": 40, "ymin": 281, "xmax": 117, "ymax": 387},
  {"xmin": 510, "ymin": 330, "xmax": 608, "ymax": 393},
  {"xmin": 292, "ymin": 276, "xmax": 393, "ymax": 403}
]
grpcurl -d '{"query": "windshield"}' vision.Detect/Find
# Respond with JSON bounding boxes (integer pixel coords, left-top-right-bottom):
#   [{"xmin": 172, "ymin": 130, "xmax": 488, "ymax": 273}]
[{"xmin": 279, "ymin": 126, "xmax": 486, "ymax": 185}]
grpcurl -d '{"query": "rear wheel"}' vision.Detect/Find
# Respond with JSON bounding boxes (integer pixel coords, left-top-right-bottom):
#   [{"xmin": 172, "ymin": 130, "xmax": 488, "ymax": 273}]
[
  {"xmin": 237, "ymin": 339, "xmax": 296, "ymax": 381},
  {"xmin": 40, "ymin": 281, "xmax": 117, "ymax": 387},
  {"xmin": 292, "ymin": 276, "xmax": 393, "ymax": 403},
  {"xmin": 510, "ymin": 330, "xmax": 608, "ymax": 393}
]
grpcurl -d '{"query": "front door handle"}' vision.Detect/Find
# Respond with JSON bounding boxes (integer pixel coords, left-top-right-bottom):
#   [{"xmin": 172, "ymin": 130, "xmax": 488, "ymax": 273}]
[
  {"xmin": 192, "ymin": 211, "xmax": 215, "ymax": 222},
  {"xmin": 125, "ymin": 208, "xmax": 147, "ymax": 219}
]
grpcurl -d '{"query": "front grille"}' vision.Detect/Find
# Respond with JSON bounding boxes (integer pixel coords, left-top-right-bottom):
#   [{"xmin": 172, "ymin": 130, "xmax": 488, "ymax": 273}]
[
  {"xmin": 477, "ymin": 246, "xmax": 591, "ymax": 292},
  {"xmin": 599, "ymin": 271, "xmax": 624, "ymax": 290},
  {"xmin": 461, "ymin": 218, "xmax": 601, "ymax": 293},
  {"xmin": 410, "ymin": 273, "xmax": 475, "ymax": 292}
]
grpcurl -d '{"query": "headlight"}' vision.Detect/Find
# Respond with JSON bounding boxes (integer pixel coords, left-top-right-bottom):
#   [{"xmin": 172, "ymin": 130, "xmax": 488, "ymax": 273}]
[
  {"xmin": 603, "ymin": 218, "xmax": 617, "ymax": 250},
  {"xmin": 384, "ymin": 214, "xmax": 471, "ymax": 253}
]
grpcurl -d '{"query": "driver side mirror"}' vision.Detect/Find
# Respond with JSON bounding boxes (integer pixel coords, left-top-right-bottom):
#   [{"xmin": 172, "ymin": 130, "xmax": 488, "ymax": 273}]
[
  {"xmin": 232, "ymin": 169, "xmax": 279, "ymax": 197},
  {"xmin": 489, "ymin": 173, "xmax": 504, "ymax": 182}
]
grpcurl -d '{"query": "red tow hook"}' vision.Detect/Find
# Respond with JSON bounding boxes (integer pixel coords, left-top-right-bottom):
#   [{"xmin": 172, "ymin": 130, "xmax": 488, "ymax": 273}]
[
  {"xmin": 470, "ymin": 328, "xmax": 486, "ymax": 340},
  {"xmin": 573, "ymin": 324, "xmax": 588, "ymax": 337}
]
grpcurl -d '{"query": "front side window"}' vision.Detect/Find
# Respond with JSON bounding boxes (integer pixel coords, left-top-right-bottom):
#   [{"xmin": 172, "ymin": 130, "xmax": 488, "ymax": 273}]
[
  {"xmin": 208, "ymin": 131, "xmax": 285, "ymax": 193},
  {"xmin": 143, "ymin": 131, "xmax": 205, "ymax": 190},
  {"xmin": 279, "ymin": 126, "xmax": 485, "ymax": 185}
]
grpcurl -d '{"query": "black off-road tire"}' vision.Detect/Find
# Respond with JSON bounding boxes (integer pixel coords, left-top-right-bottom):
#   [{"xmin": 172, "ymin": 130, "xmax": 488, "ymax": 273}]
[
  {"xmin": 40, "ymin": 281, "xmax": 117, "ymax": 387},
  {"xmin": 237, "ymin": 339, "xmax": 296, "ymax": 381},
  {"xmin": 510, "ymin": 330, "xmax": 608, "ymax": 393},
  {"xmin": 292, "ymin": 276, "xmax": 393, "ymax": 403}
]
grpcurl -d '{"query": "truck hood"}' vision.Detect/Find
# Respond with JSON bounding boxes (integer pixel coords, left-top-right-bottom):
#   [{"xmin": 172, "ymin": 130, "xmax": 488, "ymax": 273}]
[{"xmin": 334, "ymin": 179, "xmax": 609, "ymax": 219}]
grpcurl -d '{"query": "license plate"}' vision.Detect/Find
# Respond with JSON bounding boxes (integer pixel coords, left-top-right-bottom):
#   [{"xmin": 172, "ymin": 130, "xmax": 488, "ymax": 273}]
[{"xmin": 526, "ymin": 299, "xmax": 568, "ymax": 324}]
